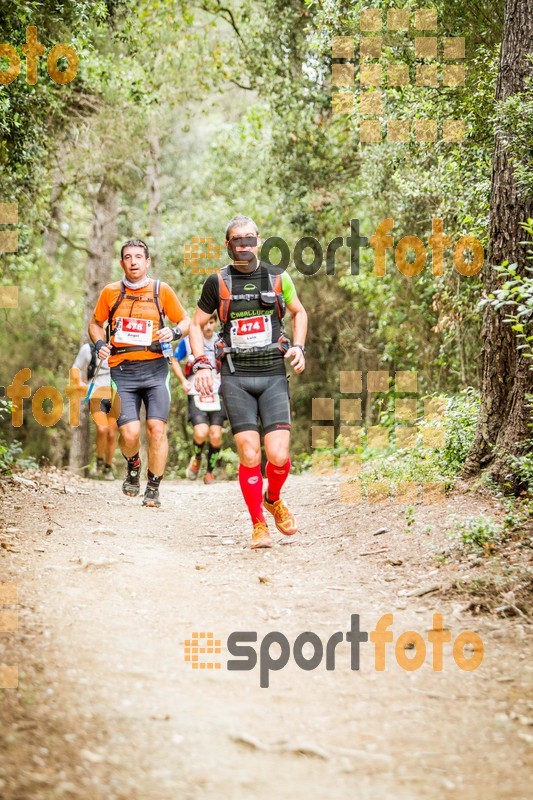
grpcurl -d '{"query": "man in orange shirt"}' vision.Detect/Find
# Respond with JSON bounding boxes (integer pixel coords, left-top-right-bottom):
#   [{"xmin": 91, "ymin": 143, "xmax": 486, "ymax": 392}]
[{"xmin": 89, "ymin": 239, "xmax": 190, "ymax": 507}]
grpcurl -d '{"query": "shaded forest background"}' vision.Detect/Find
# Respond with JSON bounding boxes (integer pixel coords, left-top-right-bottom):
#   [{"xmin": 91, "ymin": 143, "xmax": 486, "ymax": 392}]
[{"xmin": 0, "ymin": 0, "xmax": 532, "ymax": 491}]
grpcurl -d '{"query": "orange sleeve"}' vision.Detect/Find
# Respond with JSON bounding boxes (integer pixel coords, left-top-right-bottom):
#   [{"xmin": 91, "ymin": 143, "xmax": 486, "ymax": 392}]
[
  {"xmin": 93, "ymin": 286, "xmax": 112, "ymax": 324},
  {"xmin": 161, "ymin": 283, "xmax": 187, "ymax": 324}
]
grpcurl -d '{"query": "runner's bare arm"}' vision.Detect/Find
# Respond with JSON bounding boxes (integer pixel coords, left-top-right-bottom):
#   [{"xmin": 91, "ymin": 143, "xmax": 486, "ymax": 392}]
[
  {"xmin": 178, "ymin": 315, "xmax": 190, "ymax": 336},
  {"xmin": 171, "ymin": 357, "xmax": 191, "ymax": 393},
  {"xmin": 189, "ymin": 306, "xmax": 213, "ymax": 357},
  {"xmin": 157, "ymin": 285, "xmax": 191, "ymax": 341},
  {"xmin": 88, "ymin": 315, "xmax": 111, "ymax": 360},
  {"xmin": 284, "ymin": 296, "xmax": 308, "ymax": 374},
  {"xmin": 189, "ymin": 306, "xmax": 215, "ymax": 394}
]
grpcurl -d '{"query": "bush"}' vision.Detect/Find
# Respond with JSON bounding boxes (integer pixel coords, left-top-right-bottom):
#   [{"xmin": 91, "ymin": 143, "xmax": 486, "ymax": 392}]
[
  {"xmin": 440, "ymin": 388, "xmax": 481, "ymax": 476},
  {"xmin": 448, "ymin": 514, "xmax": 503, "ymax": 553},
  {"xmin": 0, "ymin": 399, "xmax": 24, "ymax": 474},
  {"xmin": 353, "ymin": 389, "xmax": 480, "ymax": 492}
]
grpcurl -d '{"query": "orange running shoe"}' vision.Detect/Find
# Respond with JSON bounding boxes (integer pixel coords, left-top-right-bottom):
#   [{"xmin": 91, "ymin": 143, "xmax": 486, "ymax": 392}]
[
  {"xmin": 263, "ymin": 494, "xmax": 298, "ymax": 535},
  {"xmin": 250, "ymin": 522, "xmax": 273, "ymax": 549}
]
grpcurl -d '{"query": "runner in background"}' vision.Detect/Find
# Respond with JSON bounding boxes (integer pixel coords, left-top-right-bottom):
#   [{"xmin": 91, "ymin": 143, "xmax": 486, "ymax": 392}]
[
  {"xmin": 72, "ymin": 341, "xmax": 117, "ymax": 480},
  {"xmin": 171, "ymin": 314, "xmax": 226, "ymax": 484}
]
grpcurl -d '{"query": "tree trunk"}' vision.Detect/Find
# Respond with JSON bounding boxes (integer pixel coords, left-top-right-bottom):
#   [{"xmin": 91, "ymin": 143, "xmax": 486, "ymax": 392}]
[
  {"xmin": 69, "ymin": 178, "xmax": 119, "ymax": 475},
  {"xmin": 43, "ymin": 147, "xmax": 67, "ymax": 262},
  {"xmin": 146, "ymin": 130, "xmax": 162, "ymax": 251},
  {"xmin": 464, "ymin": 0, "xmax": 533, "ymax": 487}
]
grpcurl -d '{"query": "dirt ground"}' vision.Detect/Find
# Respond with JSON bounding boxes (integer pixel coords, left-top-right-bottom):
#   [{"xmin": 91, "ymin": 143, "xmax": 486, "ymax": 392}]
[{"xmin": 0, "ymin": 469, "xmax": 532, "ymax": 800}]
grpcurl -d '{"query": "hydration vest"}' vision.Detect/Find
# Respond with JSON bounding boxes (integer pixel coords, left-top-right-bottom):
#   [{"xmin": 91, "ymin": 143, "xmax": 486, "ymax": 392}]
[
  {"xmin": 215, "ymin": 266, "xmax": 289, "ymax": 372},
  {"xmin": 217, "ymin": 266, "xmax": 286, "ymax": 324},
  {"xmin": 107, "ymin": 279, "xmax": 166, "ymax": 356}
]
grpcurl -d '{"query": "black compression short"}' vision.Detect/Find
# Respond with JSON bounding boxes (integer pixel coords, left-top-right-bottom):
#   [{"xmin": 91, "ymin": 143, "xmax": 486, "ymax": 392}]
[
  {"xmin": 110, "ymin": 358, "xmax": 171, "ymax": 427},
  {"xmin": 220, "ymin": 374, "xmax": 291, "ymax": 435}
]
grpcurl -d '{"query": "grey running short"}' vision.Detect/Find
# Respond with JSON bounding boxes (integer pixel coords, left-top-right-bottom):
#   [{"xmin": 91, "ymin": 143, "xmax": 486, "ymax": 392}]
[
  {"xmin": 187, "ymin": 395, "xmax": 227, "ymax": 428},
  {"xmin": 220, "ymin": 374, "xmax": 291, "ymax": 435},
  {"xmin": 110, "ymin": 358, "xmax": 171, "ymax": 427}
]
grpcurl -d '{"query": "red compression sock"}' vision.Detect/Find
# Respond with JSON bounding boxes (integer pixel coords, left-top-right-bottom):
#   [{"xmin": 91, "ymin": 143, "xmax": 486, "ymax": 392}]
[
  {"xmin": 265, "ymin": 459, "xmax": 291, "ymax": 502},
  {"xmin": 238, "ymin": 464, "xmax": 265, "ymax": 524}
]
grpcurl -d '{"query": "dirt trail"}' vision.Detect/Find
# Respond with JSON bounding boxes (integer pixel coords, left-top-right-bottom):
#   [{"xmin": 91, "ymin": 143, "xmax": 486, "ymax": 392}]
[{"xmin": 0, "ymin": 471, "xmax": 531, "ymax": 799}]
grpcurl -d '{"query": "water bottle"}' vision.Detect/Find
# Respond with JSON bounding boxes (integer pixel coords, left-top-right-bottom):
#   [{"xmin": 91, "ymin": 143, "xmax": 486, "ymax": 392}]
[{"xmin": 160, "ymin": 339, "xmax": 173, "ymax": 363}]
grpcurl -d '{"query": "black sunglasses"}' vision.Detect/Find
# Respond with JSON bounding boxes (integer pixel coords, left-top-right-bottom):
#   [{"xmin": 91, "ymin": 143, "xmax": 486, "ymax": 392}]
[{"xmin": 228, "ymin": 236, "xmax": 258, "ymax": 247}]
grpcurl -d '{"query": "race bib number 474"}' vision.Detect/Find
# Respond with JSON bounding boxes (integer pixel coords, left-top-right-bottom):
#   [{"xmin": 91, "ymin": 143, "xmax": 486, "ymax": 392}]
[
  {"xmin": 230, "ymin": 315, "xmax": 271, "ymax": 349},
  {"xmin": 114, "ymin": 317, "xmax": 153, "ymax": 346}
]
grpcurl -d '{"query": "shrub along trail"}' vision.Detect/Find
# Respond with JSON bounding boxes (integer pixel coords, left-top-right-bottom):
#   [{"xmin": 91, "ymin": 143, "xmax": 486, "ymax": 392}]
[{"xmin": 0, "ymin": 468, "xmax": 531, "ymax": 799}]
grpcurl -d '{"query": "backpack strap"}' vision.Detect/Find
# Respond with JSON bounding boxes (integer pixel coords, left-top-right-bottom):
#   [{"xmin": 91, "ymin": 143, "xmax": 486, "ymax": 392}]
[
  {"xmin": 107, "ymin": 279, "xmax": 166, "ymax": 344},
  {"xmin": 153, "ymin": 279, "xmax": 166, "ymax": 328},
  {"xmin": 218, "ymin": 266, "xmax": 286, "ymax": 323},
  {"xmin": 217, "ymin": 266, "xmax": 232, "ymax": 323},
  {"xmin": 107, "ymin": 281, "xmax": 126, "ymax": 342},
  {"xmin": 271, "ymin": 273, "xmax": 286, "ymax": 319}
]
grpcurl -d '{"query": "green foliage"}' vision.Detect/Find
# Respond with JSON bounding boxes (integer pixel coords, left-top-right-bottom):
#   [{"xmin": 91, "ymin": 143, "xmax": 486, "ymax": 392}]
[
  {"xmin": 479, "ymin": 220, "xmax": 533, "ymax": 360},
  {"xmin": 0, "ymin": 0, "xmax": 507, "ymax": 474},
  {"xmin": 496, "ymin": 76, "xmax": 533, "ymax": 198},
  {"xmin": 448, "ymin": 514, "xmax": 503, "ymax": 553},
  {"xmin": 509, "ymin": 446, "xmax": 533, "ymax": 492},
  {"xmin": 0, "ymin": 399, "xmax": 33, "ymax": 473},
  {"xmin": 358, "ymin": 389, "xmax": 479, "ymax": 488},
  {"xmin": 439, "ymin": 388, "xmax": 481, "ymax": 474},
  {"xmin": 404, "ymin": 505, "xmax": 415, "ymax": 534}
]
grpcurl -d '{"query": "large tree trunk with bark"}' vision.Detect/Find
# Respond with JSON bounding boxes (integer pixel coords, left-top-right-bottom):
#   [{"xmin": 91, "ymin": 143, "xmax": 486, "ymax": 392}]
[
  {"xmin": 69, "ymin": 179, "xmax": 119, "ymax": 475},
  {"xmin": 464, "ymin": 0, "xmax": 533, "ymax": 487}
]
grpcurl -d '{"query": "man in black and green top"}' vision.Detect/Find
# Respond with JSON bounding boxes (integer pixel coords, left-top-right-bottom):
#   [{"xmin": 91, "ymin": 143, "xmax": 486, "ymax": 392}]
[{"xmin": 190, "ymin": 215, "xmax": 308, "ymax": 550}]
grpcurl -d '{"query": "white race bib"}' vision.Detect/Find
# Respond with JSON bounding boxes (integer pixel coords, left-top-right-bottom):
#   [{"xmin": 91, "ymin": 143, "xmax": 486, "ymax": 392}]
[
  {"xmin": 114, "ymin": 317, "xmax": 153, "ymax": 346},
  {"xmin": 193, "ymin": 393, "xmax": 222, "ymax": 412},
  {"xmin": 230, "ymin": 315, "xmax": 271, "ymax": 349}
]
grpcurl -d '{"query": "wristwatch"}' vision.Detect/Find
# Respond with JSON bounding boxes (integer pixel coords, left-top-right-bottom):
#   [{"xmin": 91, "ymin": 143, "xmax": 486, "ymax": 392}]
[{"xmin": 294, "ymin": 344, "xmax": 306, "ymax": 355}]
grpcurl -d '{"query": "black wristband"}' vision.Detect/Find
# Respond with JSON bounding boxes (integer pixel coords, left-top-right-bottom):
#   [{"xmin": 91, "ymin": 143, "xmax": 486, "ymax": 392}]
[
  {"xmin": 95, "ymin": 339, "xmax": 106, "ymax": 355},
  {"xmin": 294, "ymin": 344, "xmax": 306, "ymax": 355},
  {"xmin": 171, "ymin": 326, "xmax": 182, "ymax": 341}
]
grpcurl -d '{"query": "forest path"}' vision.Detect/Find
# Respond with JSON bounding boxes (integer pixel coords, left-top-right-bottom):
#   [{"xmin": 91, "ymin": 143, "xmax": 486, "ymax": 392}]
[{"xmin": 0, "ymin": 471, "xmax": 531, "ymax": 799}]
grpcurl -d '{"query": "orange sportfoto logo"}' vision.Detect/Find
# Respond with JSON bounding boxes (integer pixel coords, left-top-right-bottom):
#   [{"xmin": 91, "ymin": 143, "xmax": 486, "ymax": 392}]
[
  {"xmin": 185, "ymin": 613, "xmax": 484, "ymax": 688},
  {"xmin": 184, "ymin": 632, "xmax": 222, "ymax": 670}
]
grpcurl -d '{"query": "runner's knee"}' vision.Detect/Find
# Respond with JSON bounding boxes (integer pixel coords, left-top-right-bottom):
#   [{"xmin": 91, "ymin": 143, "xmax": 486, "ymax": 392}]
[
  {"xmin": 146, "ymin": 419, "xmax": 166, "ymax": 443},
  {"xmin": 120, "ymin": 425, "xmax": 140, "ymax": 449},
  {"xmin": 264, "ymin": 437, "xmax": 290, "ymax": 466},
  {"xmin": 209, "ymin": 429, "xmax": 222, "ymax": 447},
  {"xmin": 237, "ymin": 437, "xmax": 261, "ymax": 467},
  {"xmin": 194, "ymin": 424, "xmax": 209, "ymax": 443}
]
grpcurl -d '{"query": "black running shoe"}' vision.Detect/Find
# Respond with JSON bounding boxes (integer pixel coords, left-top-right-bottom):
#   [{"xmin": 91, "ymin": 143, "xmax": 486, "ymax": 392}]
[
  {"xmin": 142, "ymin": 486, "xmax": 161, "ymax": 508},
  {"xmin": 122, "ymin": 459, "xmax": 141, "ymax": 497}
]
